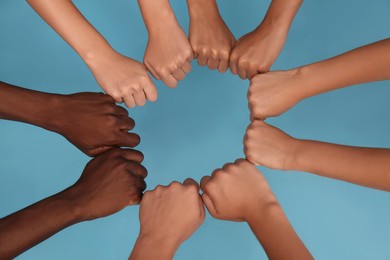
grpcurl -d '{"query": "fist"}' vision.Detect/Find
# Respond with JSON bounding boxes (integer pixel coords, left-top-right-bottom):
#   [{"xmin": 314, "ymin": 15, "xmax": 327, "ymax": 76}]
[
  {"xmin": 244, "ymin": 120, "xmax": 299, "ymax": 170},
  {"xmin": 138, "ymin": 179, "xmax": 205, "ymax": 247},
  {"xmin": 248, "ymin": 70, "xmax": 304, "ymax": 120},
  {"xmin": 200, "ymin": 159, "xmax": 277, "ymax": 222},
  {"xmin": 70, "ymin": 148, "xmax": 147, "ymax": 221}
]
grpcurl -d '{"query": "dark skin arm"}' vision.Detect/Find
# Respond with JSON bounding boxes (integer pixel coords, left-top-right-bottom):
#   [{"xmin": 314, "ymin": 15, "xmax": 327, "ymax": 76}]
[
  {"xmin": 0, "ymin": 148, "xmax": 147, "ymax": 259},
  {"xmin": 0, "ymin": 81, "xmax": 139, "ymax": 156}
]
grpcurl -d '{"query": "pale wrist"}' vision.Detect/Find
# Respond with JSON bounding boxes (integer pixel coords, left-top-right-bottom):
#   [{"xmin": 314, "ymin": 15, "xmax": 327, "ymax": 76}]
[{"xmin": 131, "ymin": 232, "xmax": 179, "ymax": 259}]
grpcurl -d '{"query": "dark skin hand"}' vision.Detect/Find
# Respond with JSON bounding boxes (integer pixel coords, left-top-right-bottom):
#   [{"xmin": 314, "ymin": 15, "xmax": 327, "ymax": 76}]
[
  {"xmin": 0, "ymin": 81, "xmax": 140, "ymax": 156},
  {"xmin": 0, "ymin": 148, "xmax": 147, "ymax": 259}
]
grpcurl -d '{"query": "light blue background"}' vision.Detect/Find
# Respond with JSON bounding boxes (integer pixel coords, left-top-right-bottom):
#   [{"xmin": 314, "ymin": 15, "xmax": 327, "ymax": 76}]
[{"xmin": 1, "ymin": 0, "xmax": 390, "ymax": 259}]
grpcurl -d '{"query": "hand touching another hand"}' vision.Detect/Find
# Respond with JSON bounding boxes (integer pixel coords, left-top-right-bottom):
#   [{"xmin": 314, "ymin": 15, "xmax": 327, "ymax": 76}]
[
  {"xmin": 130, "ymin": 179, "xmax": 205, "ymax": 260},
  {"xmin": 139, "ymin": 0, "xmax": 193, "ymax": 88},
  {"xmin": 50, "ymin": 92, "xmax": 140, "ymax": 157},
  {"xmin": 248, "ymin": 69, "xmax": 304, "ymax": 120},
  {"xmin": 69, "ymin": 148, "xmax": 147, "ymax": 221},
  {"xmin": 187, "ymin": 0, "xmax": 236, "ymax": 72},
  {"xmin": 86, "ymin": 51, "xmax": 158, "ymax": 108},
  {"xmin": 244, "ymin": 120, "xmax": 299, "ymax": 170}
]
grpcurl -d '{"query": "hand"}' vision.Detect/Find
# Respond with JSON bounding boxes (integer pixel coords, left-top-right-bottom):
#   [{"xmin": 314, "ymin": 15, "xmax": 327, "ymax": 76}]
[
  {"xmin": 86, "ymin": 50, "xmax": 158, "ymax": 108},
  {"xmin": 68, "ymin": 148, "xmax": 147, "ymax": 221},
  {"xmin": 140, "ymin": 0, "xmax": 193, "ymax": 88},
  {"xmin": 51, "ymin": 92, "xmax": 140, "ymax": 157},
  {"xmin": 200, "ymin": 159, "xmax": 277, "ymax": 222},
  {"xmin": 131, "ymin": 179, "xmax": 205, "ymax": 259},
  {"xmin": 229, "ymin": 22, "xmax": 288, "ymax": 79},
  {"xmin": 244, "ymin": 120, "xmax": 299, "ymax": 170},
  {"xmin": 187, "ymin": 0, "xmax": 236, "ymax": 72},
  {"xmin": 248, "ymin": 69, "xmax": 304, "ymax": 120}
]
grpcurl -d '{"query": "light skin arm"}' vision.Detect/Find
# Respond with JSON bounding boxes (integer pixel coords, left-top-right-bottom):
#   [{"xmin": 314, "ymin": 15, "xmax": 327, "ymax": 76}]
[
  {"xmin": 200, "ymin": 159, "xmax": 312, "ymax": 260},
  {"xmin": 129, "ymin": 179, "xmax": 205, "ymax": 260},
  {"xmin": 138, "ymin": 0, "xmax": 193, "ymax": 88},
  {"xmin": 186, "ymin": 0, "xmax": 236, "ymax": 72},
  {"xmin": 0, "ymin": 81, "xmax": 139, "ymax": 156},
  {"xmin": 0, "ymin": 148, "xmax": 147, "ymax": 259},
  {"xmin": 245, "ymin": 121, "xmax": 390, "ymax": 192},
  {"xmin": 248, "ymin": 38, "xmax": 390, "ymax": 119},
  {"xmin": 230, "ymin": 0, "xmax": 302, "ymax": 79},
  {"xmin": 26, "ymin": 0, "xmax": 157, "ymax": 107}
]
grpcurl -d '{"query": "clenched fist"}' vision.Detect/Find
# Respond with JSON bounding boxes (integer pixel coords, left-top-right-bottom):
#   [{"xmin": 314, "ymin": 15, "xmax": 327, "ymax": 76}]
[
  {"xmin": 244, "ymin": 120, "xmax": 299, "ymax": 170},
  {"xmin": 187, "ymin": 0, "xmax": 236, "ymax": 72}
]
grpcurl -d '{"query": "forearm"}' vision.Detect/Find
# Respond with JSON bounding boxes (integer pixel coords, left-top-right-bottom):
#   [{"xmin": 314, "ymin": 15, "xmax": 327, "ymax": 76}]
[
  {"xmin": 296, "ymin": 38, "xmax": 390, "ymax": 99},
  {"xmin": 248, "ymin": 203, "xmax": 312, "ymax": 260},
  {"xmin": 27, "ymin": 0, "xmax": 115, "ymax": 64},
  {"xmin": 0, "ymin": 188, "xmax": 83, "ymax": 259},
  {"xmin": 261, "ymin": 0, "xmax": 303, "ymax": 31},
  {"xmin": 129, "ymin": 234, "xmax": 178, "ymax": 260},
  {"xmin": 292, "ymin": 140, "xmax": 390, "ymax": 191},
  {"xmin": 186, "ymin": 0, "xmax": 219, "ymax": 18},
  {"xmin": 0, "ymin": 81, "xmax": 61, "ymax": 131},
  {"xmin": 138, "ymin": 0, "xmax": 179, "ymax": 36}
]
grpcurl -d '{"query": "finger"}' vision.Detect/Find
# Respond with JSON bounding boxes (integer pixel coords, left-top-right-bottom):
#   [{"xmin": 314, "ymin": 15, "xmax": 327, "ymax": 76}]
[
  {"xmin": 202, "ymin": 193, "xmax": 218, "ymax": 217},
  {"xmin": 87, "ymin": 145, "xmax": 116, "ymax": 157},
  {"xmin": 123, "ymin": 95, "xmax": 136, "ymax": 108},
  {"xmin": 183, "ymin": 178, "xmax": 200, "ymax": 192},
  {"xmin": 197, "ymin": 50, "xmax": 209, "ymax": 66},
  {"xmin": 121, "ymin": 148, "xmax": 144, "ymax": 163},
  {"xmin": 114, "ymin": 106, "xmax": 129, "ymax": 117},
  {"xmin": 118, "ymin": 116, "xmax": 135, "ymax": 130},
  {"xmin": 172, "ymin": 68, "xmax": 186, "ymax": 81},
  {"xmin": 145, "ymin": 62, "xmax": 160, "ymax": 80},
  {"xmin": 117, "ymin": 132, "xmax": 141, "ymax": 147},
  {"xmin": 127, "ymin": 161, "xmax": 148, "ymax": 178},
  {"xmin": 207, "ymin": 58, "xmax": 219, "ymax": 70},
  {"xmin": 218, "ymin": 59, "xmax": 229, "ymax": 73},
  {"xmin": 143, "ymin": 78, "xmax": 158, "ymax": 102},
  {"xmin": 181, "ymin": 62, "xmax": 192, "ymax": 74},
  {"xmin": 238, "ymin": 66, "xmax": 248, "ymax": 79},
  {"xmin": 229, "ymin": 58, "xmax": 238, "ymax": 75},
  {"xmin": 133, "ymin": 91, "xmax": 147, "ymax": 107},
  {"xmin": 210, "ymin": 168, "xmax": 222, "ymax": 179},
  {"xmin": 247, "ymin": 69, "xmax": 259, "ymax": 80},
  {"xmin": 162, "ymin": 74, "xmax": 178, "ymax": 88},
  {"xmin": 200, "ymin": 175, "xmax": 212, "ymax": 192}
]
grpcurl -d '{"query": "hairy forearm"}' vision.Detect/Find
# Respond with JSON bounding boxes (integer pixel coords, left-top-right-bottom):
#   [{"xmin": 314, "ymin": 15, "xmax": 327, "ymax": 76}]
[
  {"xmin": 129, "ymin": 234, "xmax": 178, "ymax": 260},
  {"xmin": 296, "ymin": 38, "xmax": 390, "ymax": 99},
  {"xmin": 0, "ymin": 81, "xmax": 62, "ymax": 131},
  {"xmin": 261, "ymin": 0, "xmax": 303, "ymax": 30},
  {"xmin": 27, "ymin": 0, "xmax": 114, "ymax": 63},
  {"xmin": 0, "ymin": 188, "xmax": 82, "ymax": 259},
  {"xmin": 248, "ymin": 203, "xmax": 312, "ymax": 260},
  {"xmin": 292, "ymin": 140, "xmax": 390, "ymax": 191}
]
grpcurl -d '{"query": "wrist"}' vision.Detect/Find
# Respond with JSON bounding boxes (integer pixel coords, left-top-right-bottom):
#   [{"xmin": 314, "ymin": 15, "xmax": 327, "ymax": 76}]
[
  {"xmin": 246, "ymin": 201, "xmax": 283, "ymax": 228},
  {"xmin": 260, "ymin": 0, "xmax": 302, "ymax": 32},
  {"xmin": 51, "ymin": 187, "xmax": 87, "ymax": 224},
  {"xmin": 187, "ymin": 0, "xmax": 219, "ymax": 19},
  {"xmin": 131, "ymin": 232, "xmax": 179, "ymax": 259}
]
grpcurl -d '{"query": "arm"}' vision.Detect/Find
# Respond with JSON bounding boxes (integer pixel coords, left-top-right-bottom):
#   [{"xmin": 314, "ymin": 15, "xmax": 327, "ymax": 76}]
[
  {"xmin": 0, "ymin": 148, "xmax": 147, "ymax": 259},
  {"xmin": 229, "ymin": 0, "xmax": 302, "ymax": 79},
  {"xmin": 26, "ymin": 0, "xmax": 157, "ymax": 107},
  {"xmin": 248, "ymin": 38, "xmax": 390, "ymax": 119},
  {"xmin": 138, "ymin": 0, "xmax": 193, "ymax": 88},
  {"xmin": 129, "ymin": 179, "xmax": 205, "ymax": 259},
  {"xmin": 0, "ymin": 81, "xmax": 139, "ymax": 156},
  {"xmin": 245, "ymin": 121, "xmax": 390, "ymax": 191},
  {"xmin": 200, "ymin": 159, "xmax": 312, "ymax": 259},
  {"xmin": 186, "ymin": 0, "xmax": 236, "ymax": 72}
]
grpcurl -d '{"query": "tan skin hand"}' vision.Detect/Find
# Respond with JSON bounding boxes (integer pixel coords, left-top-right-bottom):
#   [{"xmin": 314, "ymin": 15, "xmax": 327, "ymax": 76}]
[
  {"xmin": 248, "ymin": 69, "xmax": 304, "ymax": 120},
  {"xmin": 187, "ymin": 0, "xmax": 236, "ymax": 72},
  {"xmin": 139, "ymin": 0, "xmax": 193, "ymax": 88},
  {"xmin": 51, "ymin": 92, "xmax": 140, "ymax": 157},
  {"xmin": 230, "ymin": 23, "xmax": 287, "ymax": 79},
  {"xmin": 70, "ymin": 148, "xmax": 147, "ymax": 221},
  {"xmin": 200, "ymin": 159, "xmax": 277, "ymax": 222},
  {"xmin": 130, "ymin": 179, "xmax": 205, "ymax": 259},
  {"xmin": 244, "ymin": 120, "xmax": 299, "ymax": 170},
  {"xmin": 87, "ymin": 51, "xmax": 158, "ymax": 108}
]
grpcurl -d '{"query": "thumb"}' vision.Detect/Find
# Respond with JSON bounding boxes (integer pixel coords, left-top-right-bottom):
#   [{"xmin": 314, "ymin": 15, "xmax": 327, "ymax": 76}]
[{"xmin": 201, "ymin": 193, "xmax": 218, "ymax": 218}]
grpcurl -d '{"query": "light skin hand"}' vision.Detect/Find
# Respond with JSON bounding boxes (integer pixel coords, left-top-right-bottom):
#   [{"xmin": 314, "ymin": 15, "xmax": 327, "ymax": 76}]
[
  {"xmin": 187, "ymin": 0, "xmax": 236, "ymax": 72},
  {"xmin": 130, "ymin": 179, "xmax": 205, "ymax": 260},
  {"xmin": 229, "ymin": 0, "xmax": 302, "ymax": 79},
  {"xmin": 244, "ymin": 120, "xmax": 299, "ymax": 170},
  {"xmin": 0, "ymin": 82, "xmax": 140, "ymax": 157},
  {"xmin": 200, "ymin": 159, "xmax": 312, "ymax": 260},
  {"xmin": 138, "ymin": 0, "xmax": 193, "ymax": 88},
  {"xmin": 0, "ymin": 148, "xmax": 147, "ymax": 259},
  {"xmin": 27, "ymin": 0, "xmax": 158, "ymax": 107}
]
